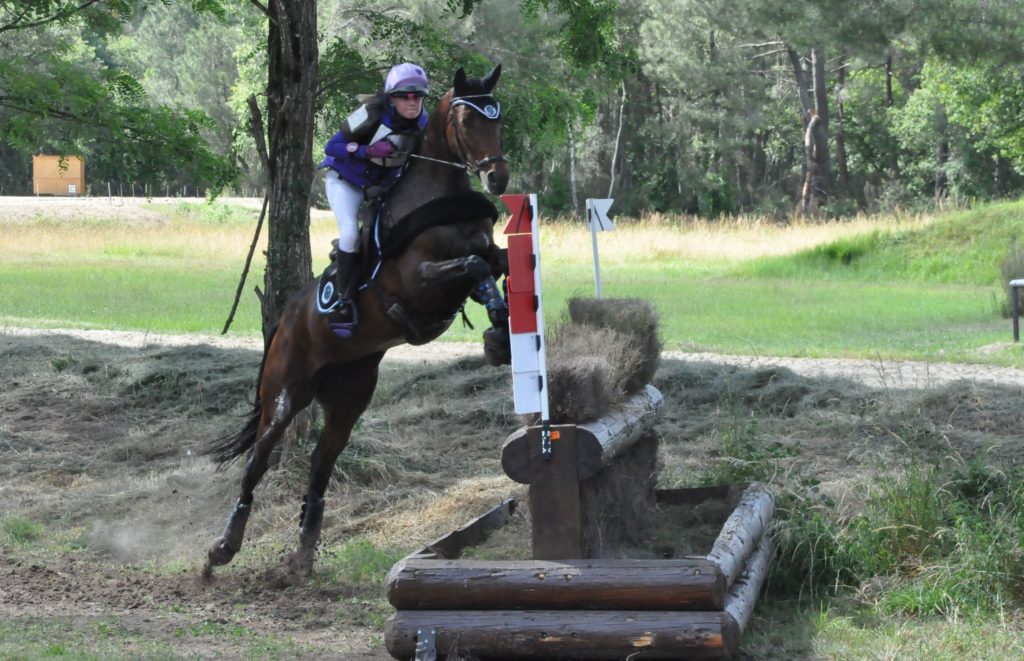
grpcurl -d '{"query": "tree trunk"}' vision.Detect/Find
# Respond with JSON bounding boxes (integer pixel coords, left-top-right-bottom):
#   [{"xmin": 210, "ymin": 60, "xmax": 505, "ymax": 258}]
[
  {"xmin": 789, "ymin": 46, "xmax": 832, "ymax": 213},
  {"xmin": 568, "ymin": 122, "xmax": 579, "ymax": 213},
  {"xmin": 261, "ymin": 0, "xmax": 318, "ymax": 343},
  {"xmin": 935, "ymin": 103, "xmax": 949, "ymax": 202},
  {"xmin": 884, "ymin": 52, "xmax": 902, "ymax": 181},
  {"xmin": 834, "ymin": 55, "xmax": 850, "ymax": 193},
  {"xmin": 809, "ymin": 48, "xmax": 832, "ymax": 211},
  {"xmin": 884, "ymin": 53, "xmax": 895, "ymax": 108},
  {"xmin": 607, "ymin": 81, "xmax": 626, "ymax": 198}
]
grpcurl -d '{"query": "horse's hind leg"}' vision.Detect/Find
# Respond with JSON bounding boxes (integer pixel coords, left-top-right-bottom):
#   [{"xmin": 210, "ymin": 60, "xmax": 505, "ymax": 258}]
[
  {"xmin": 288, "ymin": 351, "xmax": 385, "ymax": 576},
  {"xmin": 205, "ymin": 376, "xmax": 312, "ymax": 577}
]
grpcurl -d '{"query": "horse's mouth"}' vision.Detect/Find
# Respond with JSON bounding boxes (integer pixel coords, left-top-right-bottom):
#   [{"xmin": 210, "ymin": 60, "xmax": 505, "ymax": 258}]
[{"xmin": 480, "ymin": 167, "xmax": 509, "ymax": 195}]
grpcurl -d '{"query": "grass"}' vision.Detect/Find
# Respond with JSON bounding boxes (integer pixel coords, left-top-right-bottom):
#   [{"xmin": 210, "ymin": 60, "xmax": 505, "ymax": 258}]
[
  {"xmin": 1, "ymin": 515, "xmax": 45, "ymax": 546},
  {"xmin": 0, "ymin": 616, "xmax": 318, "ymax": 660},
  {"xmin": 677, "ymin": 371, "xmax": 1024, "ymax": 646},
  {"xmin": 743, "ymin": 605, "xmax": 1024, "ymax": 660},
  {"xmin": 2, "ymin": 198, "xmax": 1023, "ymax": 365},
  {"xmin": 694, "ymin": 407, "xmax": 1024, "ymax": 658},
  {"xmin": 314, "ymin": 537, "xmax": 403, "ymax": 588},
  {"xmin": 737, "ymin": 201, "xmax": 1024, "ymax": 286}
]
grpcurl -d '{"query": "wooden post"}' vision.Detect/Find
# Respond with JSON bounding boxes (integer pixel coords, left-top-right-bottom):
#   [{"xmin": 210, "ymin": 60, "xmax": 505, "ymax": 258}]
[
  {"xmin": 1011, "ymin": 279, "xmax": 1023, "ymax": 342},
  {"xmin": 526, "ymin": 424, "xmax": 582, "ymax": 560}
]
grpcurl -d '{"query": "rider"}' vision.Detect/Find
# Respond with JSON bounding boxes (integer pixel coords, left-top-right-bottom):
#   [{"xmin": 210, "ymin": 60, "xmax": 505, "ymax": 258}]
[{"xmin": 318, "ymin": 62, "xmax": 430, "ymax": 337}]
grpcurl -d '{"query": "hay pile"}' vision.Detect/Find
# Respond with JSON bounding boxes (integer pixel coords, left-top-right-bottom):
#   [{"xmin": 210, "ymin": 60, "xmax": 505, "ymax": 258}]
[
  {"xmin": 542, "ymin": 297, "xmax": 662, "ymax": 424},
  {"xmin": 532, "ymin": 297, "xmax": 664, "ymax": 557}
]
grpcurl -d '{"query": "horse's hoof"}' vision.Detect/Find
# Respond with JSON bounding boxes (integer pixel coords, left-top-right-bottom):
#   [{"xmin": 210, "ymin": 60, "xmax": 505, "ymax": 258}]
[
  {"xmin": 206, "ymin": 539, "xmax": 238, "ymax": 569},
  {"xmin": 483, "ymin": 327, "xmax": 512, "ymax": 366},
  {"xmin": 287, "ymin": 547, "xmax": 315, "ymax": 577}
]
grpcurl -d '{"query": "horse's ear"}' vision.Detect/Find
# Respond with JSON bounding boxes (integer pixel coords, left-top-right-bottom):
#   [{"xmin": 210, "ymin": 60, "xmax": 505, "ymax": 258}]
[
  {"xmin": 482, "ymin": 63, "xmax": 502, "ymax": 92},
  {"xmin": 453, "ymin": 67, "xmax": 468, "ymax": 94}
]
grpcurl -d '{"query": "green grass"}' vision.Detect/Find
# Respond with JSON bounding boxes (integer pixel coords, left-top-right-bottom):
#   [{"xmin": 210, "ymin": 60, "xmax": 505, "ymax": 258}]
[
  {"xmin": 2, "ymin": 199, "xmax": 1024, "ymax": 366},
  {"xmin": 696, "ymin": 410, "xmax": 1024, "ymax": 657},
  {"xmin": 0, "ymin": 616, "xmax": 317, "ymax": 660},
  {"xmin": 1, "ymin": 515, "xmax": 45, "ymax": 546},
  {"xmin": 739, "ymin": 200, "xmax": 1024, "ymax": 286},
  {"xmin": 743, "ymin": 604, "xmax": 1024, "ymax": 659},
  {"xmin": 315, "ymin": 537, "xmax": 403, "ymax": 588}
]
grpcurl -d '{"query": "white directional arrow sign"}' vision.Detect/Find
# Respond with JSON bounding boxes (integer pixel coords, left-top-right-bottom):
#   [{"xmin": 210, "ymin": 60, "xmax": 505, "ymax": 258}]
[
  {"xmin": 587, "ymin": 198, "xmax": 615, "ymax": 232},
  {"xmin": 585, "ymin": 198, "xmax": 615, "ymax": 297}
]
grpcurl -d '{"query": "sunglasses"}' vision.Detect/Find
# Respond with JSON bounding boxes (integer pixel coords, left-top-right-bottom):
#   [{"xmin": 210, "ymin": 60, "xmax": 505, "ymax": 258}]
[{"xmin": 390, "ymin": 92, "xmax": 426, "ymax": 100}]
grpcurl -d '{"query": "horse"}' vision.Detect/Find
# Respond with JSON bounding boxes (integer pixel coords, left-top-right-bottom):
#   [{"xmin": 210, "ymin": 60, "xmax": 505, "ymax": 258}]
[{"xmin": 203, "ymin": 65, "xmax": 510, "ymax": 577}]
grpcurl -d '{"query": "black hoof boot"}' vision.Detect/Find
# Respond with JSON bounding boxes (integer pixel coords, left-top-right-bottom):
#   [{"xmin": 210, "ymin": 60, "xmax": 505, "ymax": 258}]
[{"xmin": 203, "ymin": 500, "xmax": 251, "ymax": 577}]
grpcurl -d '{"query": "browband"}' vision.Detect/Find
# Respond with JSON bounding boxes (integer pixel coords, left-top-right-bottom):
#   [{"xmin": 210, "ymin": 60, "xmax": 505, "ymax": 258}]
[{"xmin": 451, "ymin": 95, "xmax": 501, "ymax": 120}]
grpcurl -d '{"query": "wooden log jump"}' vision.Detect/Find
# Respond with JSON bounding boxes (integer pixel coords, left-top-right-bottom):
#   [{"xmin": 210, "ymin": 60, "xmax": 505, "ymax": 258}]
[
  {"xmin": 499, "ymin": 385, "xmax": 664, "ymax": 560},
  {"xmin": 384, "ymin": 383, "xmax": 775, "ymax": 660},
  {"xmin": 501, "ymin": 384, "xmax": 664, "ymax": 483}
]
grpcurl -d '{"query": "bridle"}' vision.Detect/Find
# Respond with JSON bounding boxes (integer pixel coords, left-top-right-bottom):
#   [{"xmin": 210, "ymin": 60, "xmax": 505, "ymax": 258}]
[{"xmin": 409, "ymin": 92, "xmax": 506, "ymax": 174}]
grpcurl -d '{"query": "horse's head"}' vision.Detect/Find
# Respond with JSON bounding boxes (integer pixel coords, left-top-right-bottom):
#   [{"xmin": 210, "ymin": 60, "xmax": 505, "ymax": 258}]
[{"xmin": 441, "ymin": 64, "xmax": 509, "ymax": 195}]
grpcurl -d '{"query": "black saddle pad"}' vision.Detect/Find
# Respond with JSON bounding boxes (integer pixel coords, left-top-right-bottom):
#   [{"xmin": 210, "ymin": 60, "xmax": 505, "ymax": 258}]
[{"xmin": 315, "ymin": 262, "xmax": 342, "ymax": 314}]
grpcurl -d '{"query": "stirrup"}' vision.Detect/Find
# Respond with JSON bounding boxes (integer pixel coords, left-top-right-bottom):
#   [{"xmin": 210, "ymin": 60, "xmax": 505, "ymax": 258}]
[{"xmin": 326, "ymin": 299, "xmax": 359, "ymax": 338}]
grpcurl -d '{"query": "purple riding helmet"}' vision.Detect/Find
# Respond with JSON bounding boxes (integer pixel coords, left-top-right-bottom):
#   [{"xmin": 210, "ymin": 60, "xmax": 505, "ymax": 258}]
[{"xmin": 385, "ymin": 62, "xmax": 429, "ymax": 96}]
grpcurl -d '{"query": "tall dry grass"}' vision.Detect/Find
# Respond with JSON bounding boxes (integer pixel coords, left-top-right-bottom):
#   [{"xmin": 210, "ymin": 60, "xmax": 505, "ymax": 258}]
[{"xmin": 537, "ymin": 210, "xmax": 937, "ymax": 264}]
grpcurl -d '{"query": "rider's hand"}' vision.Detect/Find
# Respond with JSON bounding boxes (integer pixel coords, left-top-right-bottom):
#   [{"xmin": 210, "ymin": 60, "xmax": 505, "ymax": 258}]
[{"xmin": 365, "ymin": 141, "xmax": 394, "ymax": 159}]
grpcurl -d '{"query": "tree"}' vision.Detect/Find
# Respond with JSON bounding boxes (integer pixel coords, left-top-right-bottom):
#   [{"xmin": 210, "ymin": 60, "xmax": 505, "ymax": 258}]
[
  {"xmin": 253, "ymin": 0, "xmax": 318, "ymax": 337},
  {"xmin": 0, "ymin": 1, "xmax": 233, "ymax": 192}
]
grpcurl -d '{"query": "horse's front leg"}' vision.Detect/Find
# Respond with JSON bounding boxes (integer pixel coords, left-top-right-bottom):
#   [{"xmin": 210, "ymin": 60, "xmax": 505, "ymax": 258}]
[
  {"xmin": 416, "ymin": 254, "xmax": 491, "ymax": 286},
  {"xmin": 470, "ymin": 275, "xmax": 512, "ymax": 366},
  {"xmin": 288, "ymin": 351, "xmax": 385, "ymax": 577}
]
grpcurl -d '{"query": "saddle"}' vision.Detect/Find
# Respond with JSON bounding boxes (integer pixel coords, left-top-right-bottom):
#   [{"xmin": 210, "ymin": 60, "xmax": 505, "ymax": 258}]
[{"xmin": 315, "ymin": 191, "xmax": 500, "ymax": 317}]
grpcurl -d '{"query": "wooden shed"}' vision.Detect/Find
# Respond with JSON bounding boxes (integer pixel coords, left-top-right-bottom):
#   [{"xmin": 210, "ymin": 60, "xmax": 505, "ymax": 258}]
[{"xmin": 33, "ymin": 155, "xmax": 85, "ymax": 196}]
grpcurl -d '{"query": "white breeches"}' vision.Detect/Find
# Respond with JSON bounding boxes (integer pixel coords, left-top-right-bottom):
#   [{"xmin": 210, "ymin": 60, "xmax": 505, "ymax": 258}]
[{"xmin": 324, "ymin": 170, "xmax": 363, "ymax": 253}]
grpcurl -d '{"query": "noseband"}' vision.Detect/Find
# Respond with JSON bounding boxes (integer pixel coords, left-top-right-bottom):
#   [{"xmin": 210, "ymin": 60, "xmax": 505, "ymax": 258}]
[{"xmin": 447, "ymin": 94, "xmax": 507, "ymax": 174}]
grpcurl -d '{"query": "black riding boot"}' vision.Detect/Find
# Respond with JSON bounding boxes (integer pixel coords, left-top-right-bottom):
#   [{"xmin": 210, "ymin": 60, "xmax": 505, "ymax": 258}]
[{"xmin": 327, "ymin": 249, "xmax": 359, "ymax": 338}]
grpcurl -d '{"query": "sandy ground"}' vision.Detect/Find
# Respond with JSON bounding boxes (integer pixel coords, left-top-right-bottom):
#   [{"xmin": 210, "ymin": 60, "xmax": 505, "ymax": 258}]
[{"xmin": 5, "ymin": 326, "xmax": 1024, "ymax": 390}]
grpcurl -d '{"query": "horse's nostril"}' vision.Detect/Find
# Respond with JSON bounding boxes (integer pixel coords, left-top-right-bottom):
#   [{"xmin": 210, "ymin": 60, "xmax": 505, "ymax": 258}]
[{"xmin": 482, "ymin": 168, "xmax": 509, "ymax": 194}]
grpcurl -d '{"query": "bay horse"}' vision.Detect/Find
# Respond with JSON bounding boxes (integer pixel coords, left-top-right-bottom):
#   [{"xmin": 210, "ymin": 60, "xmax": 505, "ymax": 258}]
[{"xmin": 204, "ymin": 65, "xmax": 510, "ymax": 577}]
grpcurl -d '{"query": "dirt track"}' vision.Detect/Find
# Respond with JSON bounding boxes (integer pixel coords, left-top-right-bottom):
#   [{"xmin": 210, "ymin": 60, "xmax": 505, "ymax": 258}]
[{"xmin": 6, "ymin": 326, "xmax": 1024, "ymax": 389}]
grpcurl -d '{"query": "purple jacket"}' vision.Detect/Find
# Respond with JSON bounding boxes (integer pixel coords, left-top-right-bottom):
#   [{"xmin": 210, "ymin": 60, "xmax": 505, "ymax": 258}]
[{"xmin": 319, "ymin": 95, "xmax": 428, "ymax": 191}]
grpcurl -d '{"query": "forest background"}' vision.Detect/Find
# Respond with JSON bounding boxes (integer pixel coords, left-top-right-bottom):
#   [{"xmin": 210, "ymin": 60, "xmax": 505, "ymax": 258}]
[
  {"xmin": 5, "ymin": 0, "xmax": 1024, "ymax": 217},
  {"xmin": 5, "ymin": 0, "xmax": 1024, "ymax": 330}
]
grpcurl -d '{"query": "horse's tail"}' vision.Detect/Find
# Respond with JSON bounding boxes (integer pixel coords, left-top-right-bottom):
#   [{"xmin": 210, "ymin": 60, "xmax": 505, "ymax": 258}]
[{"xmin": 205, "ymin": 324, "xmax": 278, "ymax": 466}]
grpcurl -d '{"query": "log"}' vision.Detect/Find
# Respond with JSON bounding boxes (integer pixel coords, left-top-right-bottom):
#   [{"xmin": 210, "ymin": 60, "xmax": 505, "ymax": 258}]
[
  {"xmin": 387, "ymin": 558, "xmax": 725, "ymax": 611},
  {"xmin": 502, "ymin": 384, "xmax": 664, "ymax": 484},
  {"xmin": 407, "ymin": 499, "xmax": 518, "ymax": 560},
  {"xmin": 385, "ymin": 609, "xmax": 738, "ymax": 660},
  {"xmin": 706, "ymin": 483, "xmax": 774, "ymax": 588},
  {"xmin": 723, "ymin": 533, "xmax": 773, "ymax": 634}
]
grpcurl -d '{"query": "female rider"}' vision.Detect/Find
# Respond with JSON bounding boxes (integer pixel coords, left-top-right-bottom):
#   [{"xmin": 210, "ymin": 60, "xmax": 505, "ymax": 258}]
[{"xmin": 318, "ymin": 62, "xmax": 429, "ymax": 337}]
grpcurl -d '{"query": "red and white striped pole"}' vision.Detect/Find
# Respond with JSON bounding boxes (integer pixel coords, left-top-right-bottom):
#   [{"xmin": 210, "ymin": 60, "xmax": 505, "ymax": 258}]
[{"xmin": 501, "ymin": 193, "xmax": 554, "ymax": 458}]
